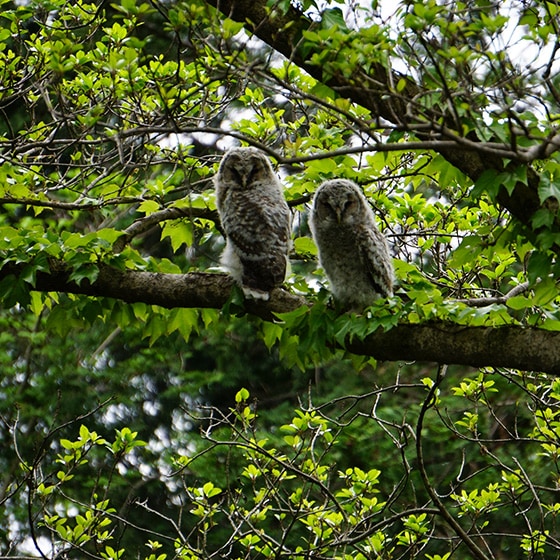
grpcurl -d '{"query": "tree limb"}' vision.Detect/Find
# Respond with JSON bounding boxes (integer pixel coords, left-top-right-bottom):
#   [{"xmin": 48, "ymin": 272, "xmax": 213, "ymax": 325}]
[
  {"xmin": 1, "ymin": 261, "xmax": 306, "ymax": 320},
  {"xmin": 113, "ymin": 206, "xmax": 221, "ymax": 252},
  {"xmin": 2, "ymin": 262, "xmax": 559, "ymax": 374},
  {"xmin": 415, "ymin": 366, "xmax": 491, "ymax": 560},
  {"xmin": 345, "ymin": 322, "xmax": 560, "ymax": 375}
]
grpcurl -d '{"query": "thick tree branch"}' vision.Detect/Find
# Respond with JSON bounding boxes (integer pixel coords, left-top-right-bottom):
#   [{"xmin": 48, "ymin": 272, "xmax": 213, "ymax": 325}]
[
  {"xmin": 345, "ymin": 323, "xmax": 560, "ymax": 376},
  {"xmin": 1, "ymin": 261, "xmax": 305, "ymax": 320},
  {"xmin": 2, "ymin": 262, "xmax": 559, "ymax": 374}
]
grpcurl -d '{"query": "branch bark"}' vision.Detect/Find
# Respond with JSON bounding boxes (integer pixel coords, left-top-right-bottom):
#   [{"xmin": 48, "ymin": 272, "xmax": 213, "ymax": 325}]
[
  {"xmin": 1, "ymin": 261, "xmax": 306, "ymax": 320},
  {"xmin": 3, "ymin": 262, "xmax": 559, "ymax": 374},
  {"xmin": 345, "ymin": 323, "xmax": 560, "ymax": 376}
]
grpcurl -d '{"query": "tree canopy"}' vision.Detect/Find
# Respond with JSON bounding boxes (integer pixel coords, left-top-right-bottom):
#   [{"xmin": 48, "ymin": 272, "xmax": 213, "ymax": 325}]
[{"xmin": 1, "ymin": 0, "xmax": 560, "ymax": 559}]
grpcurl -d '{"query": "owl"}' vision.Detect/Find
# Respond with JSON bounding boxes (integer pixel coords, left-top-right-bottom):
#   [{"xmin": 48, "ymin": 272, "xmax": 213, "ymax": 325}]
[
  {"xmin": 215, "ymin": 147, "xmax": 291, "ymax": 300},
  {"xmin": 309, "ymin": 179, "xmax": 394, "ymax": 311}
]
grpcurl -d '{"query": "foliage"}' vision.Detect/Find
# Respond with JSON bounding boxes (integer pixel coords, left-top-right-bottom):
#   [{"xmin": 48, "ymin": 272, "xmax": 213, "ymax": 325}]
[
  {"xmin": 2, "ymin": 0, "xmax": 560, "ymax": 558},
  {"xmin": 1, "ymin": 0, "xmax": 559, "ymax": 335},
  {"xmin": 7, "ymin": 378, "xmax": 560, "ymax": 559}
]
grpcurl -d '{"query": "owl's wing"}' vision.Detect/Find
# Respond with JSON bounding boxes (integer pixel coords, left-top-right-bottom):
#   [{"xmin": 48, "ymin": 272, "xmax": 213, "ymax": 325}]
[
  {"xmin": 359, "ymin": 228, "xmax": 394, "ymax": 297},
  {"xmin": 241, "ymin": 253, "xmax": 288, "ymax": 292}
]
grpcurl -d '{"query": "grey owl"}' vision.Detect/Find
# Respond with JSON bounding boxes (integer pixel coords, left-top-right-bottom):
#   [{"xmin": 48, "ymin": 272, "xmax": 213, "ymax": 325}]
[
  {"xmin": 215, "ymin": 147, "xmax": 291, "ymax": 300},
  {"xmin": 309, "ymin": 179, "xmax": 394, "ymax": 310}
]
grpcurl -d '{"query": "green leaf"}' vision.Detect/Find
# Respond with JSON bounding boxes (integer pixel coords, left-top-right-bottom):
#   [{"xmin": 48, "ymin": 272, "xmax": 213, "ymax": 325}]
[
  {"xmin": 502, "ymin": 166, "xmax": 527, "ymax": 196},
  {"xmin": 202, "ymin": 481, "xmax": 222, "ymax": 498},
  {"xmin": 471, "ymin": 169, "xmax": 500, "ymax": 199},
  {"xmin": 527, "ymin": 251, "xmax": 553, "ymax": 284},
  {"xmin": 519, "ymin": 9, "xmax": 539, "ymax": 27},
  {"xmin": 69, "ymin": 264, "xmax": 100, "ymax": 286},
  {"xmin": 293, "ymin": 236, "xmax": 318, "ymax": 257},
  {"xmin": 138, "ymin": 200, "xmax": 161, "ymax": 214},
  {"xmin": 167, "ymin": 308, "xmax": 199, "ymax": 339},
  {"xmin": 506, "ymin": 295, "xmax": 532, "ymax": 310},
  {"xmin": 320, "ymin": 7, "xmax": 348, "ymax": 30},
  {"xmin": 161, "ymin": 220, "xmax": 193, "ymax": 252},
  {"xmin": 261, "ymin": 322, "xmax": 283, "ymax": 350},
  {"xmin": 235, "ymin": 388, "xmax": 250, "ymax": 403},
  {"xmin": 537, "ymin": 174, "xmax": 560, "ymax": 203},
  {"xmin": 531, "ymin": 208, "xmax": 555, "ymax": 229}
]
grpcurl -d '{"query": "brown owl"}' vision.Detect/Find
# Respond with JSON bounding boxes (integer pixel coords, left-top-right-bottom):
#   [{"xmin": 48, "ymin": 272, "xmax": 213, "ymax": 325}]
[{"xmin": 215, "ymin": 147, "xmax": 291, "ymax": 300}]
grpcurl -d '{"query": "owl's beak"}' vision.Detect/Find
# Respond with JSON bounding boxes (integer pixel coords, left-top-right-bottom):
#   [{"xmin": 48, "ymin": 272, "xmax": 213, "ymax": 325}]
[
  {"xmin": 238, "ymin": 168, "xmax": 255, "ymax": 187},
  {"xmin": 335, "ymin": 209, "xmax": 343, "ymax": 223}
]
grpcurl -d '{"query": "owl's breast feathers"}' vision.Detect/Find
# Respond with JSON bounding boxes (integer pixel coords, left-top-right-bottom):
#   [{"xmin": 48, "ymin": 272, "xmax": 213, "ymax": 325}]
[
  {"xmin": 223, "ymin": 189, "xmax": 290, "ymax": 251},
  {"xmin": 221, "ymin": 186, "xmax": 290, "ymax": 291}
]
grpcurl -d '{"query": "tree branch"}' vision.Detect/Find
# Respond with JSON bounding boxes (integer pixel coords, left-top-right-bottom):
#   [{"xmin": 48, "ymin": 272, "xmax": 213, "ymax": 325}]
[
  {"xmin": 2, "ymin": 262, "xmax": 559, "ymax": 374},
  {"xmin": 0, "ymin": 196, "xmax": 145, "ymax": 211},
  {"xmin": 113, "ymin": 206, "xmax": 221, "ymax": 252},
  {"xmin": 415, "ymin": 366, "xmax": 491, "ymax": 560},
  {"xmin": 345, "ymin": 322, "xmax": 560, "ymax": 375},
  {"xmin": 1, "ymin": 261, "xmax": 306, "ymax": 320}
]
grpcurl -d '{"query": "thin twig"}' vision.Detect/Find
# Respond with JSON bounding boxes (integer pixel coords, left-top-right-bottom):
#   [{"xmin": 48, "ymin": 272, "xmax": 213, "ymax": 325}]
[
  {"xmin": 453, "ymin": 281, "xmax": 530, "ymax": 308},
  {"xmin": 416, "ymin": 365, "xmax": 492, "ymax": 560}
]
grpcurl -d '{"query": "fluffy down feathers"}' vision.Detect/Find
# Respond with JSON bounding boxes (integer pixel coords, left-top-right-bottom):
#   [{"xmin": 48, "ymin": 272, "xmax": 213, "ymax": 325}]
[{"xmin": 309, "ymin": 179, "xmax": 394, "ymax": 310}]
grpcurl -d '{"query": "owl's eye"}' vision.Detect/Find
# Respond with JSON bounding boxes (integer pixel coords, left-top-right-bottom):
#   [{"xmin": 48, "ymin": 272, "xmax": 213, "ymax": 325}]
[
  {"xmin": 231, "ymin": 167, "xmax": 244, "ymax": 184},
  {"xmin": 318, "ymin": 199, "xmax": 336, "ymax": 217}
]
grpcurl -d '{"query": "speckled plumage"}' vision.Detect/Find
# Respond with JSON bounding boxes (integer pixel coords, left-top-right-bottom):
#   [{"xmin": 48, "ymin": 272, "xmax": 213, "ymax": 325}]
[
  {"xmin": 309, "ymin": 179, "xmax": 394, "ymax": 310},
  {"xmin": 215, "ymin": 147, "xmax": 291, "ymax": 299}
]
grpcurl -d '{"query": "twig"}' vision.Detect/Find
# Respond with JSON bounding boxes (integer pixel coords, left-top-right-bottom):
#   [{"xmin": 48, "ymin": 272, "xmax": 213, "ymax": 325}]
[
  {"xmin": 453, "ymin": 281, "xmax": 530, "ymax": 308},
  {"xmin": 416, "ymin": 365, "xmax": 492, "ymax": 560}
]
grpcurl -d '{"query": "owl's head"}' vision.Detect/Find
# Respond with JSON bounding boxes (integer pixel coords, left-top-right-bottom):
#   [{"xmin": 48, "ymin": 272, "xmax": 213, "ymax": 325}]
[
  {"xmin": 217, "ymin": 147, "xmax": 273, "ymax": 189},
  {"xmin": 313, "ymin": 179, "xmax": 366, "ymax": 224}
]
